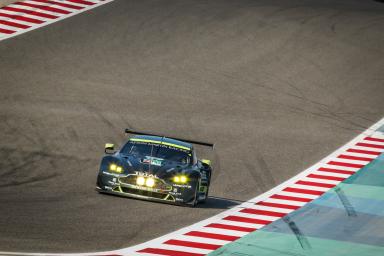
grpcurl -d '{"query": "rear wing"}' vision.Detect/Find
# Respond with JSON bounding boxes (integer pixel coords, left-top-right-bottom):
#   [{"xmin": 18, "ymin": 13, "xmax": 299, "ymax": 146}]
[{"xmin": 125, "ymin": 129, "xmax": 215, "ymax": 149}]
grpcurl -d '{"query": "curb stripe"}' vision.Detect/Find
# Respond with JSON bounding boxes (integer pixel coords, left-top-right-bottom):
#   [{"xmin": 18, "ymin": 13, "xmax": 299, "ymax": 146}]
[
  {"xmin": 347, "ymin": 148, "xmax": 381, "ymax": 156},
  {"xmin": 270, "ymin": 194, "xmax": 312, "ymax": 202},
  {"xmin": 307, "ymin": 173, "xmax": 345, "ymax": 181},
  {"xmin": 213, "ymin": 220, "xmax": 264, "ymax": 230},
  {"xmin": 1, "ymin": 6, "xmax": 59, "ymax": 19},
  {"xmin": 138, "ymin": 248, "xmax": 204, "ymax": 256},
  {"xmin": 198, "ymin": 227, "xmax": 248, "ymax": 237},
  {"xmin": 0, "ymin": 12, "xmax": 44, "ymax": 24},
  {"xmin": 0, "ymin": 27, "xmax": 15, "ymax": 33},
  {"xmin": 0, "ymin": 19, "xmax": 30, "ymax": 29},
  {"xmin": 15, "ymin": 2, "xmax": 71, "ymax": 14},
  {"xmin": 31, "ymin": 0, "xmax": 84, "ymax": 10},
  {"xmin": 299, "ymin": 177, "xmax": 339, "ymax": 185},
  {"xmin": 256, "ymin": 201, "xmax": 300, "ymax": 210},
  {"xmin": 164, "ymin": 240, "xmax": 221, "ymax": 251},
  {"xmin": 283, "ymin": 187, "xmax": 324, "ymax": 196},
  {"xmin": 239, "ymin": 208, "xmax": 286, "ymax": 217},
  {"xmin": 312, "ymin": 171, "xmax": 349, "ymax": 179},
  {"xmin": 67, "ymin": 0, "xmax": 95, "ymax": 5},
  {"xmin": 241, "ymin": 204, "xmax": 293, "ymax": 213},
  {"xmin": 0, "ymin": 0, "xmax": 113, "ymax": 41},
  {"xmin": 264, "ymin": 198, "xmax": 307, "ymax": 206},
  {"xmin": 223, "ymin": 215, "xmax": 272, "ymax": 225},
  {"xmin": 364, "ymin": 136, "xmax": 384, "ymax": 143},
  {"xmin": 356, "ymin": 142, "xmax": 384, "ymax": 149},
  {"xmin": 317, "ymin": 167, "xmax": 355, "ymax": 175},
  {"xmin": 205, "ymin": 223, "xmax": 257, "ymax": 233},
  {"xmin": 295, "ymin": 180, "xmax": 335, "ymax": 188},
  {"xmin": 327, "ymin": 161, "xmax": 364, "ymax": 169},
  {"xmin": 185, "ymin": 231, "xmax": 240, "ymax": 241},
  {"xmin": 337, "ymin": 154, "xmax": 374, "ymax": 162}
]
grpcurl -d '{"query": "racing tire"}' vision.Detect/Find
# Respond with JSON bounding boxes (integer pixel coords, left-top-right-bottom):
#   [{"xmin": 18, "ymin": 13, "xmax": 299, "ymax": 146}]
[
  {"xmin": 188, "ymin": 180, "xmax": 200, "ymax": 207},
  {"xmin": 199, "ymin": 186, "xmax": 209, "ymax": 204}
]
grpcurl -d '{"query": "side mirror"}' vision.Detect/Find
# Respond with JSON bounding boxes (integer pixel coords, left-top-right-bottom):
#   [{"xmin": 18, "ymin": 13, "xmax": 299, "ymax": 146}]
[
  {"xmin": 201, "ymin": 159, "xmax": 211, "ymax": 166},
  {"xmin": 105, "ymin": 143, "xmax": 115, "ymax": 154}
]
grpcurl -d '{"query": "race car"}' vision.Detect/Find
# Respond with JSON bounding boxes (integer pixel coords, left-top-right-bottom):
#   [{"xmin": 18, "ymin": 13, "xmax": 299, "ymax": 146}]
[{"xmin": 96, "ymin": 129, "xmax": 214, "ymax": 206}]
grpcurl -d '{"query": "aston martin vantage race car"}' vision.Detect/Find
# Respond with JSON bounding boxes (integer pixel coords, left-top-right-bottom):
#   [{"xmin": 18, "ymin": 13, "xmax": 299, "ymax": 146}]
[{"xmin": 96, "ymin": 129, "xmax": 214, "ymax": 206}]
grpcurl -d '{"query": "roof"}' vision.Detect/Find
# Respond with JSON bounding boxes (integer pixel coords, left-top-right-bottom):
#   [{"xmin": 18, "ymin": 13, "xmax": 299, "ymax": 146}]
[{"xmin": 129, "ymin": 135, "xmax": 192, "ymax": 150}]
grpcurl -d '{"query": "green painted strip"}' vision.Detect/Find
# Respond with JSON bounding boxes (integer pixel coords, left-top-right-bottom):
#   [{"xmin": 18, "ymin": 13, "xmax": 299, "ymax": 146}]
[
  {"xmin": 344, "ymin": 156, "xmax": 384, "ymax": 187},
  {"xmin": 377, "ymin": 124, "xmax": 384, "ymax": 133},
  {"xmin": 328, "ymin": 183, "xmax": 384, "ymax": 201},
  {"xmin": 209, "ymin": 231, "xmax": 384, "ymax": 256}
]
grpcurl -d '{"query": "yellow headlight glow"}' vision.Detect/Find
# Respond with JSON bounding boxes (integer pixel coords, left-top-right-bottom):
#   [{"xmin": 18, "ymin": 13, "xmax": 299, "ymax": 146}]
[
  {"xmin": 173, "ymin": 175, "xmax": 188, "ymax": 183},
  {"xmin": 109, "ymin": 164, "xmax": 123, "ymax": 173},
  {"xmin": 145, "ymin": 177, "xmax": 155, "ymax": 187},
  {"xmin": 180, "ymin": 175, "xmax": 187, "ymax": 183},
  {"xmin": 136, "ymin": 176, "xmax": 145, "ymax": 186}
]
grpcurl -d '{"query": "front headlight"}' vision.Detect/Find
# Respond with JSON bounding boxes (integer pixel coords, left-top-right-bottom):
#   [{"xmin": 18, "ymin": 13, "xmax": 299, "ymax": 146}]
[
  {"xmin": 109, "ymin": 163, "xmax": 123, "ymax": 173},
  {"xmin": 136, "ymin": 176, "xmax": 145, "ymax": 186},
  {"xmin": 173, "ymin": 175, "xmax": 188, "ymax": 183},
  {"xmin": 135, "ymin": 176, "xmax": 155, "ymax": 187},
  {"xmin": 145, "ymin": 177, "xmax": 155, "ymax": 187}
]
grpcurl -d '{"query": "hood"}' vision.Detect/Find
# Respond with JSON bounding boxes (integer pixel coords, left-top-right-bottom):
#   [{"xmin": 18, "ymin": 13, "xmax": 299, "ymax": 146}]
[{"xmin": 120, "ymin": 155, "xmax": 189, "ymax": 179}]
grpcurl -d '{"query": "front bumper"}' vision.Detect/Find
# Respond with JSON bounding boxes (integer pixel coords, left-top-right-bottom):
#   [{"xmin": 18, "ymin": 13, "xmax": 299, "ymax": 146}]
[{"xmin": 97, "ymin": 172, "xmax": 196, "ymax": 205}]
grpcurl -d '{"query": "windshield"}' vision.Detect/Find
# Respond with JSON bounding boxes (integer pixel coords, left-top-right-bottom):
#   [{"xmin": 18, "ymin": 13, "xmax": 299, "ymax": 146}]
[{"xmin": 120, "ymin": 140, "xmax": 192, "ymax": 165}]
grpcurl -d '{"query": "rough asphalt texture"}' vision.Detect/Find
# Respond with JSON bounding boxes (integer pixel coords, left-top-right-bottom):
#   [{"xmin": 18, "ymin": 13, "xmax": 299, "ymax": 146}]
[
  {"xmin": 0, "ymin": 1, "xmax": 16, "ymax": 8},
  {"xmin": 0, "ymin": 0, "xmax": 383, "ymax": 253}
]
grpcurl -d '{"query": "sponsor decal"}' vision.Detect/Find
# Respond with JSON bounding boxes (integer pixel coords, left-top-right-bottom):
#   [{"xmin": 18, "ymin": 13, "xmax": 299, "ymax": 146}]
[
  {"xmin": 173, "ymin": 184, "xmax": 192, "ymax": 189},
  {"xmin": 134, "ymin": 171, "xmax": 159, "ymax": 179},
  {"xmin": 142, "ymin": 156, "xmax": 163, "ymax": 166},
  {"xmin": 128, "ymin": 184, "xmax": 160, "ymax": 192}
]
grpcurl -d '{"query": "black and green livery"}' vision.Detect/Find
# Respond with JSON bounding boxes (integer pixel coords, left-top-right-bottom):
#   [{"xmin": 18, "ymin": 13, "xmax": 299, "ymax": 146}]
[{"xmin": 96, "ymin": 129, "xmax": 214, "ymax": 206}]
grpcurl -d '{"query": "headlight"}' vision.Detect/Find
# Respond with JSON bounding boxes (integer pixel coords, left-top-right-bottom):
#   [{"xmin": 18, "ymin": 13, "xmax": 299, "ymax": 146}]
[
  {"xmin": 136, "ymin": 176, "xmax": 145, "ymax": 186},
  {"xmin": 173, "ymin": 175, "xmax": 188, "ymax": 183},
  {"xmin": 145, "ymin": 177, "xmax": 155, "ymax": 187},
  {"xmin": 136, "ymin": 176, "xmax": 155, "ymax": 187},
  {"xmin": 180, "ymin": 176, "xmax": 187, "ymax": 183},
  {"xmin": 109, "ymin": 164, "xmax": 123, "ymax": 173}
]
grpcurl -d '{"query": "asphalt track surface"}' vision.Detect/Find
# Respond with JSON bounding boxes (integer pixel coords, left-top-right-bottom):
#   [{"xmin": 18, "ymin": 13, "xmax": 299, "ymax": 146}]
[{"xmin": 0, "ymin": 0, "xmax": 384, "ymax": 253}]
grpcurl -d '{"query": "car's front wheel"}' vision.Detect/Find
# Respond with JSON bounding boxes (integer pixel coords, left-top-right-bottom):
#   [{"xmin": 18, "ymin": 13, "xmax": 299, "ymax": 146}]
[{"xmin": 187, "ymin": 179, "xmax": 201, "ymax": 207}]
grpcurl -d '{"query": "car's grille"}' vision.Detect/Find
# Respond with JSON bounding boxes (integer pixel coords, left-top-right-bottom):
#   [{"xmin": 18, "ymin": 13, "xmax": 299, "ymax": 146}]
[
  {"xmin": 118, "ymin": 175, "xmax": 137, "ymax": 185},
  {"xmin": 113, "ymin": 186, "xmax": 175, "ymax": 202},
  {"xmin": 118, "ymin": 175, "xmax": 172, "ymax": 191}
]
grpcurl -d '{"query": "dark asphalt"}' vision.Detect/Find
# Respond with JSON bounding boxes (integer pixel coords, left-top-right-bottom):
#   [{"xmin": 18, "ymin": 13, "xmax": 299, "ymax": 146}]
[{"xmin": 0, "ymin": 0, "xmax": 383, "ymax": 253}]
